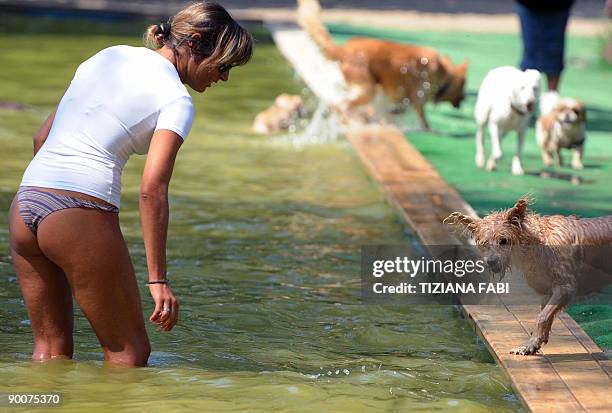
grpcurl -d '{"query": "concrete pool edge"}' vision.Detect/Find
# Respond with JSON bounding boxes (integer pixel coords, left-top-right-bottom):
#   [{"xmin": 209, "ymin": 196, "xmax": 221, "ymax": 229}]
[{"xmin": 268, "ymin": 22, "xmax": 612, "ymax": 413}]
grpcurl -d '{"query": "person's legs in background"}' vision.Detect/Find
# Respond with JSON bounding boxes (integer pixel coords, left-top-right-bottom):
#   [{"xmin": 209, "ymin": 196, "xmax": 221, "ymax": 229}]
[
  {"xmin": 547, "ymin": 74, "xmax": 561, "ymax": 92},
  {"xmin": 517, "ymin": 3, "xmax": 571, "ymax": 92}
]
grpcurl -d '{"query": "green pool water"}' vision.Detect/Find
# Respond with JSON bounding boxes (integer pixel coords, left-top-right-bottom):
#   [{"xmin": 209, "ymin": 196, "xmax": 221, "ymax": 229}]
[{"xmin": 0, "ymin": 15, "xmax": 522, "ymax": 412}]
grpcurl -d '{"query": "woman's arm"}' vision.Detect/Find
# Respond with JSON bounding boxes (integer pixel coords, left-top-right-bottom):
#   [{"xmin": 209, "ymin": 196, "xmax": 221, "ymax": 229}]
[
  {"xmin": 33, "ymin": 109, "xmax": 57, "ymax": 155},
  {"xmin": 140, "ymin": 129, "xmax": 183, "ymax": 331}
]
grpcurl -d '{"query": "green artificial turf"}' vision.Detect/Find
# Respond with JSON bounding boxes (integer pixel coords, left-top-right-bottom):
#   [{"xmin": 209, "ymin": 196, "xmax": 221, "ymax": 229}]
[{"xmin": 329, "ymin": 24, "xmax": 612, "ymax": 350}]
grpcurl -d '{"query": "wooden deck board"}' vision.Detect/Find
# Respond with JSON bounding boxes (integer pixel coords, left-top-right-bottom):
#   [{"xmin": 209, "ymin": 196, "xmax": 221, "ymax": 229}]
[{"xmin": 269, "ymin": 23, "xmax": 612, "ymax": 413}]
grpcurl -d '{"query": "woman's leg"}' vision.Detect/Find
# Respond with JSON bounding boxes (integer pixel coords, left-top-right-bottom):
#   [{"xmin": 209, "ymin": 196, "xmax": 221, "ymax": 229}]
[
  {"xmin": 9, "ymin": 198, "xmax": 74, "ymax": 360},
  {"xmin": 35, "ymin": 207, "xmax": 150, "ymax": 367}
]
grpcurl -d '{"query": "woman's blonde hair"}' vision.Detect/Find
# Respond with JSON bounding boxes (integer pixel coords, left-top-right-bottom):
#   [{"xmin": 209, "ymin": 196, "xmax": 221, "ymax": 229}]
[{"xmin": 144, "ymin": 1, "xmax": 253, "ymax": 67}]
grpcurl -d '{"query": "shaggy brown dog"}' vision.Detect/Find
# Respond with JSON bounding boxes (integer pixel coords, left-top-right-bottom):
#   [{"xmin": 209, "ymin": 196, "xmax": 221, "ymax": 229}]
[
  {"xmin": 445, "ymin": 198, "xmax": 612, "ymax": 355},
  {"xmin": 297, "ymin": 0, "xmax": 468, "ymax": 130}
]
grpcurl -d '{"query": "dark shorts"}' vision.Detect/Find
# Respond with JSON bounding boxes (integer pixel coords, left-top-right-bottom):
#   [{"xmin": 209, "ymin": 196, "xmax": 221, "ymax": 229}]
[
  {"xmin": 517, "ymin": 4, "xmax": 570, "ymax": 75},
  {"xmin": 17, "ymin": 187, "xmax": 119, "ymax": 235}
]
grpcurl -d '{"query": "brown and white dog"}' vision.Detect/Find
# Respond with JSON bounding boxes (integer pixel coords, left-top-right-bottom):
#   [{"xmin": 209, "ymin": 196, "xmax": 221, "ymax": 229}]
[
  {"xmin": 536, "ymin": 92, "xmax": 587, "ymax": 170},
  {"xmin": 252, "ymin": 94, "xmax": 306, "ymax": 134},
  {"xmin": 446, "ymin": 198, "xmax": 612, "ymax": 355},
  {"xmin": 297, "ymin": 0, "xmax": 468, "ymax": 130}
]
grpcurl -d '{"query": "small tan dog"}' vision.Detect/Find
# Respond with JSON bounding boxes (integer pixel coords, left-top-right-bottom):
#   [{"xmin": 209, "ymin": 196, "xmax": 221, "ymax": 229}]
[
  {"xmin": 446, "ymin": 198, "xmax": 612, "ymax": 355},
  {"xmin": 297, "ymin": 0, "xmax": 468, "ymax": 130},
  {"xmin": 252, "ymin": 94, "xmax": 306, "ymax": 134},
  {"xmin": 536, "ymin": 92, "xmax": 587, "ymax": 170}
]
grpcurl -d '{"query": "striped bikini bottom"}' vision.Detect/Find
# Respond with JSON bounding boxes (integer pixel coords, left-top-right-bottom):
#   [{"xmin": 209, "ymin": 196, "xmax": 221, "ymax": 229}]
[{"xmin": 16, "ymin": 187, "xmax": 119, "ymax": 235}]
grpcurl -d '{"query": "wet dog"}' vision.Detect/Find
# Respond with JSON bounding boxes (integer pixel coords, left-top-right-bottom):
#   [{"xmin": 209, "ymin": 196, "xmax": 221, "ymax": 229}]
[
  {"xmin": 474, "ymin": 67, "xmax": 541, "ymax": 175},
  {"xmin": 445, "ymin": 198, "xmax": 612, "ymax": 355},
  {"xmin": 252, "ymin": 94, "xmax": 306, "ymax": 134},
  {"xmin": 536, "ymin": 92, "xmax": 587, "ymax": 170},
  {"xmin": 297, "ymin": 0, "xmax": 468, "ymax": 130}
]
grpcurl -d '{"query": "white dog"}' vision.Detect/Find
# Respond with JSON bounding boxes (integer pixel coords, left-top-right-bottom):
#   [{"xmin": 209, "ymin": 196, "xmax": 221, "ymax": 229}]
[{"xmin": 474, "ymin": 67, "xmax": 541, "ymax": 175}]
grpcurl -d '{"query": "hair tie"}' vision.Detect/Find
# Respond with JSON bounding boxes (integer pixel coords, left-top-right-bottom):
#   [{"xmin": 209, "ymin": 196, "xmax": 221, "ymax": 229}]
[{"xmin": 159, "ymin": 21, "xmax": 172, "ymax": 37}]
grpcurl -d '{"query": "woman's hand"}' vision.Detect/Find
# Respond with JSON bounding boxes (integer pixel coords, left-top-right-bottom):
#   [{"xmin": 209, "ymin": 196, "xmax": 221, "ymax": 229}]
[{"xmin": 149, "ymin": 283, "xmax": 179, "ymax": 331}]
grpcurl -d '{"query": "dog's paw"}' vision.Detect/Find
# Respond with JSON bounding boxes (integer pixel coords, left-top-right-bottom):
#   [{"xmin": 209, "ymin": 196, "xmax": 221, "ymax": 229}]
[
  {"xmin": 511, "ymin": 158, "xmax": 525, "ymax": 175},
  {"xmin": 510, "ymin": 338, "xmax": 541, "ymax": 355},
  {"xmin": 485, "ymin": 158, "xmax": 497, "ymax": 172},
  {"xmin": 542, "ymin": 156, "xmax": 554, "ymax": 167},
  {"xmin": 475, "ymin": 153, "xmax": 485, "ymax": 168},
  {"xmin": 571, "ymin": 161, "xmax": 584, "ymax": 170}
]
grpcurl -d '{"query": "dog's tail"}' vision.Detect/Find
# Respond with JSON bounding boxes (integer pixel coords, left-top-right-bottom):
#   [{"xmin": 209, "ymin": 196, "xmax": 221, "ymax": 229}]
[{"xmin": 297, "ymin": 0, "xmax": 343, "ymax": 61}]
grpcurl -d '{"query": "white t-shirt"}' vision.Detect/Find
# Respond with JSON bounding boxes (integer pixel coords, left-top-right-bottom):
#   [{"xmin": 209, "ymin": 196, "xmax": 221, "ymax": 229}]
[{"xmin": 21, "ymin": 45, "xmax": 195, "ymax": 208}]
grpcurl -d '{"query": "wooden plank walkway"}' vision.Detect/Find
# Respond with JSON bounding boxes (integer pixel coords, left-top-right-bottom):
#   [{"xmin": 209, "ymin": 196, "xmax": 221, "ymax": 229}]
[{"xmin": 268, "ymin": 23, "xmax": 612, "ymax": 413}]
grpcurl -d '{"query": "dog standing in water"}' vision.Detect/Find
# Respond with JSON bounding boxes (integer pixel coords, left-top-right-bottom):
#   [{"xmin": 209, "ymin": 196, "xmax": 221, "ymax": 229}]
[
  {"xmin": 252, "ymin": 94, "xmax": 306, "ymax": 134},
  {"xmin": 446, "ymin": 198, "xmax": 612, "ymax": 355},
  {"xmin": 297, "ymin": 0, "xmax": 468, "ymax": 130},
  {"xmin": 474, "ymin": 67, "xmax": 541, "ymax": 175}
]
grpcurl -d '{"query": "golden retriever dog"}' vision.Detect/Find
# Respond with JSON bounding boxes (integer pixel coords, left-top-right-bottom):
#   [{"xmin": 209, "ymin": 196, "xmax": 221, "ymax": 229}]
[
  {"xmin": 536, "ymin": 92, "xmax": 587, "ymax": 170},
  {"xmin": 446, "ymin": 198, "xmax": 612, "ymax": 355},
  {"xmin": 297, "ymin": 0, "xmax": 468, "ymax": 130},
  {"xmin": 252, "ymin": 94, "xmax": 306, "ymax": 134}
]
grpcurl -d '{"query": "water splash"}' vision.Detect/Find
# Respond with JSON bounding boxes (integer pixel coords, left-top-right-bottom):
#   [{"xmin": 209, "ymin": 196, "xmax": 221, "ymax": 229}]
[{"xmin": 272, "ymin": 101, "xmax": 341, "ymax": 149}]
